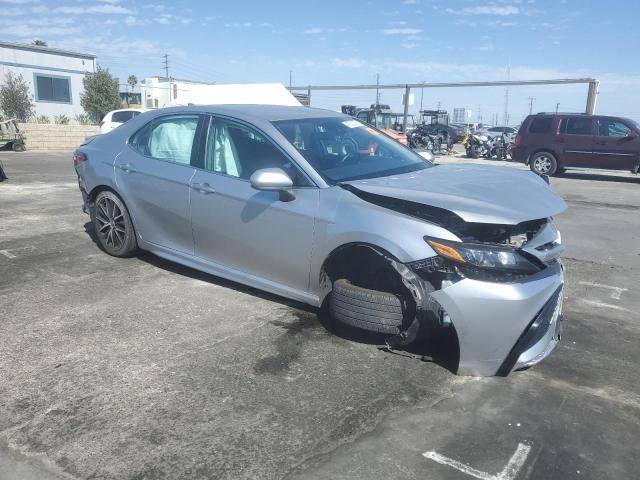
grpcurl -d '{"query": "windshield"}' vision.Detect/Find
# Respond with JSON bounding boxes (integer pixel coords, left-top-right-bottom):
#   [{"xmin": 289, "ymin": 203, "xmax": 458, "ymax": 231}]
[{"xmin": 273, "ymin": 117, "xmax": 431, "ymax": 183}]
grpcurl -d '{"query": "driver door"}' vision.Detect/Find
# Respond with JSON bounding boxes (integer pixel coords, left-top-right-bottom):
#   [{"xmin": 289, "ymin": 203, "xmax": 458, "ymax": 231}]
[{"xmin": 190, "ymin": 116, "xmax": 318, "ymax": 295}]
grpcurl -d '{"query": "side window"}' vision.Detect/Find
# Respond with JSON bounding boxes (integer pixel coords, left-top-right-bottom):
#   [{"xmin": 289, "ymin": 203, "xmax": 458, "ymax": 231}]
[
  {"xmin": 206, "ymin": 119, "xmax": 310, "ymax": 186},
  {"xmin": 563, "ymin": 118, "xmax": 594, "ymax": 135},
  {"xmin": 529, "ymin": 117, "xmax": 553, "ymax": 134},
  {"xmin": 130, "ymin": 115, "xmax": 199, "ymax": 165},
  {"xmin": 598, "ymin": 119, "xmax": 631, "ymax": 137}
]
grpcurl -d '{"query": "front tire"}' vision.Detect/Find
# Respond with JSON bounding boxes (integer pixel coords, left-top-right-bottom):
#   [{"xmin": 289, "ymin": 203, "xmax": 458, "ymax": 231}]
[
  {"xmin": 329, "ymin": 279, "xmax": 405, "ymax": 335},
  {"xmin": 530, "ymin": 151, "xmax": 558, "ymax": 176},
  {"xmin": 92, "ymin": 190, "xmax": 138, "ymax": 257}
]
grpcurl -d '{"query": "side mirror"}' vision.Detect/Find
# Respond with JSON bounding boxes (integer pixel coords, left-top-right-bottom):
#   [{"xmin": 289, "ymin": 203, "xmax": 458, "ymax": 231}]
[{"xmin": 249, "ymin": 168, "xmax": 295, "ymax": 201}]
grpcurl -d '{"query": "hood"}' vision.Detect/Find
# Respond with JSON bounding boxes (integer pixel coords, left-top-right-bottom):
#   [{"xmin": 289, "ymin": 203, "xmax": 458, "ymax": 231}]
[
  {"xmin": 345, "ymin": 164, "xmax": 566, "ymax": 225},
  {"xmin": 381, "ymin": 128, "xmax": 408, "ymax": 145}
]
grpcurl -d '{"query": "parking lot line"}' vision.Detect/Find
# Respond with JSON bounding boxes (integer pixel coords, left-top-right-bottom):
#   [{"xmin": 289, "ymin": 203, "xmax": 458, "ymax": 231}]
[
  {"xmin": 0, "ymin": 249, "xmax": 16, "ymax": 259},
  {"xmin": 583, "ymin": 299, "xmax": 632, "ymax": 312},
  {"xmin": 423, "ymin": 442, "xmax": 531, "ymax": 480},
  {"xmin": 579, "ymin": 281, "xmax": 628, "ymax": 300}
]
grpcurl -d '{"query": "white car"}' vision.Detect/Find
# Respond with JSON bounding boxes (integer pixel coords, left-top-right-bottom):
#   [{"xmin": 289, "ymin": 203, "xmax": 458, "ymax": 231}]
[
  {"xmin": 100, "ymin": 109, "xmax": 145, "ymax": 134},
  {"xmin": 482, "ymin": 126, "xmax": 518, "ymax": 141}
]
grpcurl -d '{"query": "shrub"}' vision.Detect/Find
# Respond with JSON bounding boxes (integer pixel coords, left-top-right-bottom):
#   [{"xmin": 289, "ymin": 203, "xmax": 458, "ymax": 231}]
[
  {"xmin": 36, "ymin": 115, "xmax": 50, "ymax": 124},
  {"xmin": 74, "ymin": 113, "xmax": 94, "ymax": 125},
  {"xmin": 0, "ymin": 72, "xmax": 35, "ymax": 121},
  {"xmin": 54, "ymin": 114, "xmax": 70, "ymax": 125}
]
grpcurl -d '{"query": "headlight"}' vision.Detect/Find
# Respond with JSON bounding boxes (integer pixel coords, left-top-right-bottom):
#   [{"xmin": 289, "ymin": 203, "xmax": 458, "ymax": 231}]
[{"xmin": 425, "ymin": 237, "xmax": 541, "ymax": 275}]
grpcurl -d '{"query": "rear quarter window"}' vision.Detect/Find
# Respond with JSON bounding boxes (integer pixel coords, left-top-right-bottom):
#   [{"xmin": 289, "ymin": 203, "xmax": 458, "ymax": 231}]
[
  {"xmin": 528, "ymin": 117, "xmax": 553, "ymax": 134},
  {"xmin": 112, "ymin": 111, "xmax": 138, "ymax": 123}
]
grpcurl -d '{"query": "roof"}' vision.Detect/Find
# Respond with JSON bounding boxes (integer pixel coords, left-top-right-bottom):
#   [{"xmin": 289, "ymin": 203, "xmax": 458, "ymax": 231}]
[
  {"xmin": 0, "ymin": 40, "xmax": 95, "ymax": 59},
  {"xmin": 156, "ymin": 104, "xmax": 346, "ymax": 122}
]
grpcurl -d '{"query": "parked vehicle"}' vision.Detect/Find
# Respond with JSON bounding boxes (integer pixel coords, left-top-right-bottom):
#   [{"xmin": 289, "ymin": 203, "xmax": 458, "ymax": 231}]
[
  {"xmin": 100, "ymin": 108, "xmax": 145, "ymax": 134},
  {"xmin": 485, "ymin": 134, "xmax": 512, "ymax": 160},
  {"xmin": 512, "ymin": 113, "xmax": 640, "ymax": 176},
  {"xmin": 482, "ymin": 126, "xmax": 518, "ymax": 142},
  {"xmin": 0, "ymin": 119, "xmax": 25, "ymax": 152},
  {"xmin": 75, "ymin": 105, "xmax": 566, "ymax": 376},
  {"xmin": 341, "ymin": 104, "xmax": 408, "ymax": 145},
  {"xmin": 407, "ymin": 129, "xmax": 441, "ymax": 154},
  {"xmin": 464, "ymin": 133, "xmax": 490, "ymax": 158}
]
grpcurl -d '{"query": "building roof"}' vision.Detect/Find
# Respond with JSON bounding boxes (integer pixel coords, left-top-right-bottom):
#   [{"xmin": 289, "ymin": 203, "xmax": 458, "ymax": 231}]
[{"xmin": 0, "ymin": 40, "xmax": 96, "ymax": 59}]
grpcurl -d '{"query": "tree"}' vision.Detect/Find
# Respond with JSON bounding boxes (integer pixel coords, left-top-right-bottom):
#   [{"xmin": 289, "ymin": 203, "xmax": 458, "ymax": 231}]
[
  {"xmin": 127, "ymin": 74, "xmax": 137, "ymax": 90},
  {"xmin": 33, "ymin": 40, "xmax": 48, "ymax": 47},
  {"xmin": 80, "ymin": 67, "xmax": 121, "ymax": 121},
  {"xmin": 0, "ymin": 72, "xmax": 35, "ymax": 121}
]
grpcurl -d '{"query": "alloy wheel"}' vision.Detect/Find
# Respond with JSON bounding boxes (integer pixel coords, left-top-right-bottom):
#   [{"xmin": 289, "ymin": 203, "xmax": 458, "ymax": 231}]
[
  {"xmin": 95, "ymin": 196, "xmax": 126, "ymax": 250},
  {"xmin": 534, "ymin": 155, "xmax": 552, "ymax": 174}
]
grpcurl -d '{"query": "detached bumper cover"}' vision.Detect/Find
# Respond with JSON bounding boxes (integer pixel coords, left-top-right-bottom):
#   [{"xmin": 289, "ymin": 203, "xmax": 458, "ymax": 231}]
[{"xmin": 430, "ymin": 261, "xmax": 564, "ymax": 376}]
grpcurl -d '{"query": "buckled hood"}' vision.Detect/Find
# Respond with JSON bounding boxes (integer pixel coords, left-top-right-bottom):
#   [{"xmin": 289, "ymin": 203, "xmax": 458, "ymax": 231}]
[{"xmin": 345, "ymin": 164, "xmax": 566, "ymax": 225}]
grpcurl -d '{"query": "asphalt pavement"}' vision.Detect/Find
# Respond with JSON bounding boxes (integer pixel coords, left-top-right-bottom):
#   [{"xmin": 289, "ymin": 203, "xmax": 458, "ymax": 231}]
[{"xmin": 0, "ymin": 151, "xmax": 639, "ymax": 480}]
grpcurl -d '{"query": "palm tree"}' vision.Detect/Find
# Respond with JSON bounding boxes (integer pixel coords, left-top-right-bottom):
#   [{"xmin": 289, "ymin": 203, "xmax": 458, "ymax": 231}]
[
  {"xmin": 126, "ymin": 75, "xmax": 138, "ymax": 106},
  {"xmin": 33, "ymin": 40, "xmax": 48, "ymax": 47}
]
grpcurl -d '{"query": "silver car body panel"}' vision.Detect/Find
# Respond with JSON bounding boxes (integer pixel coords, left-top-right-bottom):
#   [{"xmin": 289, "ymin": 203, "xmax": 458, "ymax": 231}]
[
  {"xmin": 346, "ymin": 164, "xmax": 566, "ymax": 225},
  {"xmin": 75, "ymin": 104, "xmax": 568, "ymax": 377}
]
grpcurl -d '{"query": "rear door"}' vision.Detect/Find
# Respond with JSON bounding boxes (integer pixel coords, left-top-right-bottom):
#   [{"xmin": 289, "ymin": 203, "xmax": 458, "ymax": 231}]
[
  {"xmin": 556, "ymin": 117, "xmax": 596, "ymax": 167},
  {"xmin": 115, "ymin": 113, "xmax": 205, "ymax": 254},
  {"xmin": 592, "ymin": 118, "xmax": 639, "ymax": 170}
]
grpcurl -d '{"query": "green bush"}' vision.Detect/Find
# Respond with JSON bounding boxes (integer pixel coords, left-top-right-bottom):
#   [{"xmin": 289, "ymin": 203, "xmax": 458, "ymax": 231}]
[
  {"xmin": 35, "ymin": 115, "xmax": 50, "ymax": 124},
  {"xmin": 54, "ymin": 114, "xmax": 70, "ymax": 125},
  {"xmin": 74, "ymin": 113, "xmax": 94, "ymax": 125}
]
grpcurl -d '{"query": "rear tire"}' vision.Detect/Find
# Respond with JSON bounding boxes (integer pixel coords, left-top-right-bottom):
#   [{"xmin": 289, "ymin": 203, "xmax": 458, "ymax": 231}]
[
  {"xmin": 469, "ymin": 145, "xmax": 481, "ymax": 159},
  {"xmin": 91, "ymin": 190, "xmax": 138, "ymax": 257},
  {"xmin": 530, "ymin": 151, "xmax": 558, "ymax": 176},
  {"xmin": 329, "ymin": 279, "xmax": 405, "ymax": 335},
  {"xmin": 12, "ymin": 142, "xmax": 24, "ymax": 152}
]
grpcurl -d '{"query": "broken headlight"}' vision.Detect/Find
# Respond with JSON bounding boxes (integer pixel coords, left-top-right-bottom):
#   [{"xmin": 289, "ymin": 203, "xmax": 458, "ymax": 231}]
[{"xmin": 424, "ymin": 237, "xmax": 542, "ymax": 277}]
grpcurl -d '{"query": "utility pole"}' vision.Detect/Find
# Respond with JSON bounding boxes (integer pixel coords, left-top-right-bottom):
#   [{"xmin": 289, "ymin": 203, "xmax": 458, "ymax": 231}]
[
  {"xmin": 420, "ymin": 80, "xmax": 425, "ymax": 112},
  {"xmin": 503, "ymin": 64, "xmax": 510, "ymax": 125},
  {"xmin": 528, "ymin": 97, "xmax": 535, "ymax": 115},
  {"xmin": 162, "ymin": 54, "xmax": 171, "ymax": 103},
  {"xmin": 289, "ymin": 70, "xmax": 292, "ymax": 89},
  {"xmin": 375, "ymin": 73, "xmax": 380, "ymax": 105},
  {"xmin": 555, "ymin": 102, "xmax": 560, "ymax": 114}
]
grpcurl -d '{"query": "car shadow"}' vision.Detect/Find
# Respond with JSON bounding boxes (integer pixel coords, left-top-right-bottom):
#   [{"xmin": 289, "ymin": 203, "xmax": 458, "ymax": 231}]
[
  {"xmin": 557, "ymin": 171, "xmax": 640, "ymax": 184},
  {"xmin": 83, "ymin": 221, "xmax": 459, "ymax": 374}
]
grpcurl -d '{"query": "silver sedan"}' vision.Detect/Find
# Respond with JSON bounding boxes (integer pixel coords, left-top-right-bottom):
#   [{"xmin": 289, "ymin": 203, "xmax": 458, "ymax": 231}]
[{"xmin": 74, "ymin": 105, "xmax": 566, "ymax": 376}]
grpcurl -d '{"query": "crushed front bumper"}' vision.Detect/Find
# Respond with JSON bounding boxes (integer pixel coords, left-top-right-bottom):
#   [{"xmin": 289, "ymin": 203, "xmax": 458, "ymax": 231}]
[{"xmin": 430, "ymin": 261, "xmax": 564, "ymax": 376}]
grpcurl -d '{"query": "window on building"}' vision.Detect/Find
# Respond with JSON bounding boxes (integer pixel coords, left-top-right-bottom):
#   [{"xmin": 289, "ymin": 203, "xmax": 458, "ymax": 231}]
[{"xmin": 35, "ymin": 75, "xmax": 71, "ymax": 103}]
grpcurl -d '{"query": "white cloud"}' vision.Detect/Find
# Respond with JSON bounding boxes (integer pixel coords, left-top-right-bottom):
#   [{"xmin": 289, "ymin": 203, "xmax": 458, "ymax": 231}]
[
  {"xmin": 403, "ymin": 0, "xmax": 417, "ymax": 4},
  {"xmin": 383, "ymin": 27, "xmax": 422, "ymax": 35},
  {"xmin": 0, "ymin": 0, "xmax": 38, "ymax": 4},
  {"xmin": 401, "ymin": 43, "xmax": 418, "ymax": 49},
  {"xmin": 0, "ymin": 24, "xmax": 81, "ymax": 37},
  {"xmin": 332, "ymin": 57, "xmax": 366, "ymax": 68},
  {"xmin": 446, "ymin": 6, "xmax": 520, "ymax": 16},
  {"xmin": 51, "ymin": 4, "xmax": 134, "ymax": 15},
  {"xmin": 304, "ymin": 27, "xmax": 323, "ymax": 34}
]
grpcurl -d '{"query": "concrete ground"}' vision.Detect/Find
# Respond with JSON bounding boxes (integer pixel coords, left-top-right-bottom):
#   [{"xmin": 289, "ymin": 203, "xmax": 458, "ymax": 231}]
[{"xmin": 0, "ymin": 151, "xmax": 638, "ymax": 480}]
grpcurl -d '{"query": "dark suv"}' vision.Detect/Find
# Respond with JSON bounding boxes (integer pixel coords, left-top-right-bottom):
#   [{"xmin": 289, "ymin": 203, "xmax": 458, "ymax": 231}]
[{"xmin": 511, "ymin": 113, "xmax": 640, "ymax": 176}]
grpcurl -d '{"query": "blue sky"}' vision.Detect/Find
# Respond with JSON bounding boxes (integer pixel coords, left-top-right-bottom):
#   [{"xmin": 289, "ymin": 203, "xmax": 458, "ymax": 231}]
[{"xmin": 2, "ymin": 0, "xmax": 639, "ymax": 124}]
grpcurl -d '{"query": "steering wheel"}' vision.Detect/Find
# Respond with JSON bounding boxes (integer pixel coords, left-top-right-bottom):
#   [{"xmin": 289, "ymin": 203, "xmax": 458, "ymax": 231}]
[{"xmin": 340, "ymin": 138, "xmax": 359, "ymax": 164}]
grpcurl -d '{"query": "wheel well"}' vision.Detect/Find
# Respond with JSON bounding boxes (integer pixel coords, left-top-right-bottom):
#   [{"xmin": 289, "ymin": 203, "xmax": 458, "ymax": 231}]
[
  {"xmin": 319, "ymin": 243, "xmax": 409, "ymax": 299},
  {"xmin": 87, "ymin": 185, "xmax": 119, "ymax": 203}
]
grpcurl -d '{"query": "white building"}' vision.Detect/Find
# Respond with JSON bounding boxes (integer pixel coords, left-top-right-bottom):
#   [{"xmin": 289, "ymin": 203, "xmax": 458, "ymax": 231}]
[
  {"xmin": 0, "ymin": 40, "xmax": 96, "ymax": 119},
  {"xmin": 140, "ymin": 77, "xmax": 301, "ymax": 108}
]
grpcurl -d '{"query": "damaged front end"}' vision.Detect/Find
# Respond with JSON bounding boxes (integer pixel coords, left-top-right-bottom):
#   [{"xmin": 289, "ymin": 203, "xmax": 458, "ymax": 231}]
[{"xmin": 338, "ymin": 182, "xmax": 565, "ymax": 376}]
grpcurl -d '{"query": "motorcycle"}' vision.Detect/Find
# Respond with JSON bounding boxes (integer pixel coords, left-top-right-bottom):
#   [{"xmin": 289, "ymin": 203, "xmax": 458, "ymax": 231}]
[
  {"xmin": 484, "ymin": 134, "xmax": 514, "ymax": 161},
  {"xmin": 464, "ymin": 134, "xmax": 490, "ymax": 158},
  {"xmin": 407, "ymin": 129, "xmax": 442, "ymax": 155}
]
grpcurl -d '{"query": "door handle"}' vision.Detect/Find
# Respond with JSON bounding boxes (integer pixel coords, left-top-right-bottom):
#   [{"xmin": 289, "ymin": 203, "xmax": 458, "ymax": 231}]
[
  {"xmin": 119, "ymin": 163, "xmax": 137, "ymax": 173},
  {"xmin": 190, "ymin": 182, "xmax": 216, "ymax": 194}
]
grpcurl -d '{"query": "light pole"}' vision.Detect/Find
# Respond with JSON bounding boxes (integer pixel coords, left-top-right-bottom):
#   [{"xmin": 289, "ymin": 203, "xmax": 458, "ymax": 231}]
[{"xmin": 555, "ymin": 102, "xmax": 560, "ymax": 114}]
